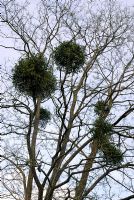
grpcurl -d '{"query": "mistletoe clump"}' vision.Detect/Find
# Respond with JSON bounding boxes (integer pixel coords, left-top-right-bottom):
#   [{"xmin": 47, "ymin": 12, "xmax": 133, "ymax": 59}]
[
  {"xmin": 92, "ymin": 118, "xmax": 113, "ymax": 142},
  {"xmin": 53, "ymin": 41, "xmax": 85, "ymax": 73},
  {"xmin": 39, "ymin": 108, "xmax": 51, "ymax": 127},
  {"xmin": 92, "ymin": 118, "xmax": 123, "ymax": 165},
  {"xmin": 93, "ymin": 101, "xmax": 123, "ymax": 166},
  {"xmin": 94, "ymin": 100, "xmax": 110, "ymax": 116},
  {"xmin": 40, "ymin": 108, "xmax": 51, "ymax": 122},
  {"xmin": 101, "ymin": 142, "xmax": 123, "ymax": 165},
  {"xmin": 12, "ymin": 54, "xmax": 56, "ymax": 99}
]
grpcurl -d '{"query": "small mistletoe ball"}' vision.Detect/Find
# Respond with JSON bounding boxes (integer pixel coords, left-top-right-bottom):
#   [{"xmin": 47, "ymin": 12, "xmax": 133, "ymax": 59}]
[
  {"xmin": 12, "ymin": 54, "xmax": 56, "ymax": 99},
  {"xmin": 92, "ymin": 118, "xmax": 113, "ymax": 140},
  {"xmin": 53, "ymin": 41, "xmax": 85, "ymax": 73},
  {"xmin": 94, "ymin": 101, "xmax": 110, "ymax": 116},
  {"xmin": 39, "ymin": 108, "xmax": 51, "ymax": 127},
  {"xmin": 101, "ymin": 142, "xmax": 123, "ymax": 165},
  {"xmin": 40, "ymin": 108, "xmax": 51, "ymax": 122}
]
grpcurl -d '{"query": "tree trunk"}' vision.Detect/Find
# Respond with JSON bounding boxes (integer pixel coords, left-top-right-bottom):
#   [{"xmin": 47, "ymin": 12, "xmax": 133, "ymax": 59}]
[
  {"xmin": 25, "ymin": 169, "xmax": 33, "ymax": 200},
  {"xmin": 74, "ymin": 139, "xmax": 98, "ymax": 200},
  {"xmin": 26, "ymin": 97, "xmax": 42, "ymax": 200}
]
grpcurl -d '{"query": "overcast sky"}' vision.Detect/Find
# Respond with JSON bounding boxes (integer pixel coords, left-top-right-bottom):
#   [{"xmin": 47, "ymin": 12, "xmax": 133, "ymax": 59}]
[{"xmin": 0, "ymin": 0, "xmax": 134, "ymax": 65}]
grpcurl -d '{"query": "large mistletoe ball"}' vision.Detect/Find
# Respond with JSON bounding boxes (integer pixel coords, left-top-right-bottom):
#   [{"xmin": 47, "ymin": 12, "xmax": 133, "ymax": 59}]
[
  {"xmin": 53, "ymin": 41, "xmax": 85, "ymax": 73},
  {"xmin": 12, "ymin": 54, "xmax": 56, "ymax": 99}
]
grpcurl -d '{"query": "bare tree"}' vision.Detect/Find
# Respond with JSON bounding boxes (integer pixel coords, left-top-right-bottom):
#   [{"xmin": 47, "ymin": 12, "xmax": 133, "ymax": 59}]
[{"xmin": 0, "ymin": 0, "xmax": 134, "ymax": 200}]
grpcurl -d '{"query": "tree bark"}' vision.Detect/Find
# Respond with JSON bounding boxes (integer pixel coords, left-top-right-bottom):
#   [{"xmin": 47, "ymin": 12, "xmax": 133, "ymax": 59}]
[
  {"xmin": 25, "ymin": 170, "xmax": 33, "ymax": 200},
  {"xmin": 26, "ymin": 96, "xmax": 42, "ymax": 200},
  {"xmin": 74, "ymin": 139, "xmax": 98, "ymax": 200}
]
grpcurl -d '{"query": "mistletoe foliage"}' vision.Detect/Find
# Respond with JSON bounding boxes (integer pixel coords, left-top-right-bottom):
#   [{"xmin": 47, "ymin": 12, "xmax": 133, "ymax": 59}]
[
  {"xmin": 92, "ymin": 118, "xmax": 113, "ymax": 141},
  {"xmin": 53, "ymin": 41, "xmax": 85, "ymax": 73},
  {"xmin": 39, "ymin": 108, "xmax": 51, "ymax": 127},
  {"xmin": 100, "ymin": 142, "xmax": 123, "ymax": 165},
  {"xmin": 40, "ymin": 108, "xmax": 51, "ymax": 122},
  {"xmin": 94, "ymin": 100, "xmax": 110, "ymax": 116},
  {"xmin": 92, "ymin": 101, "xmax": 123, "ymax": 165},
  {"xmin": 12, "ymin": 54, "xmax": 56, "ymax": 99}
]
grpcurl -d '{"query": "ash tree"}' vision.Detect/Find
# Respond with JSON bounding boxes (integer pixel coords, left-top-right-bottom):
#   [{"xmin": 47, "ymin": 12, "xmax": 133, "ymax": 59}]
[{"xmin": 0, "ymin": 0, "xmax": 134, "ymax": 200}]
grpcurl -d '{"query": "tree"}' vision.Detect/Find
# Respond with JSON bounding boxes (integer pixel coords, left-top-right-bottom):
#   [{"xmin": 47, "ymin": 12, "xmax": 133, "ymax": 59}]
[{"xmin": 0, "ymin": 0, "xmax": 134, "ymax": 200}]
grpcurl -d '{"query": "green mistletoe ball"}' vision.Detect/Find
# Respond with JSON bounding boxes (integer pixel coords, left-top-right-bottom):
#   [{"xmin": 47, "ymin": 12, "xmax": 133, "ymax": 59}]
[
  {"xmin": 53, "ymin": 41, "xmax": 85, "ymax": 73},
  {"xmin": 39, "ymin": 108, "xmax": 51, "ymax": 127},
  {"xmin": 101, "ymin": 142, "xmax": 123, "ymax": 165},
  {"xmin": 40, "ymin": 108, "xmax": 51, "ymax": 122},
  {"xmin": 92, "ymin": 118, "xmax": 113, "ymax": 140},
  {"xmin": 12, "ymin": 54, "xmax": 56, "ymax": 99}
]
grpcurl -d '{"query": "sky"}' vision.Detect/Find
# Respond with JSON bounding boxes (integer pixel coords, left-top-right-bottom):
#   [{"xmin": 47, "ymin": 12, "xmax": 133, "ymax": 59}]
[
  {"xmin": 0, "ymin": 0, "xmax": 134, "ymax": 65},
  {"xmin": 120, "ymin": 0, "xmax": 134, "ymax": 6}
]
